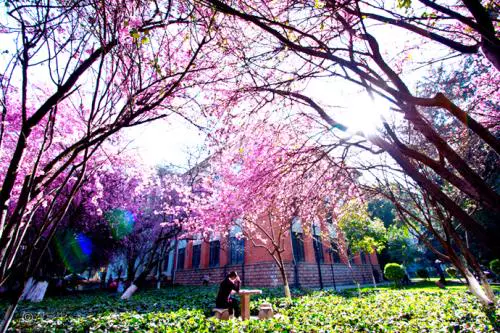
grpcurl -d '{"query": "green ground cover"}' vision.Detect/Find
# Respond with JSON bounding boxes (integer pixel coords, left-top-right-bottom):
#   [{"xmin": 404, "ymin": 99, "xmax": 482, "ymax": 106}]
[{"xmin": 1, "ymin": 282, "xmax": 498, "ymax": 332}]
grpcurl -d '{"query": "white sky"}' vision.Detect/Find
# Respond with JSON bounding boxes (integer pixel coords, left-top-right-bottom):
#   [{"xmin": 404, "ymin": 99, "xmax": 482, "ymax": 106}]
[
  {"xmin": 124, "ymin": 83, "xmax": 395, "ymax": 169},
  {"xmin": 123, "ymin": 115, "xmax": 208, "ymax": 169}
]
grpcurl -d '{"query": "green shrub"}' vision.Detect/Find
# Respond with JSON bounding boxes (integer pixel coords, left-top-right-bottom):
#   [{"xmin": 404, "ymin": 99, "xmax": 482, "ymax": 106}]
[
  {"xmin": 446, "ymin": 267, "xmax": 457, "ymax": 278},
  {"xmin": 416, "ymin": 268, "xmax": 429, "ymax": 280},
  {"xmin": 384, "ymin": 263, "xmax": 405, "ymax": 285},
  {"xmin": 489, "ymin": 259, "xmax": 500, "ymax": 275}
]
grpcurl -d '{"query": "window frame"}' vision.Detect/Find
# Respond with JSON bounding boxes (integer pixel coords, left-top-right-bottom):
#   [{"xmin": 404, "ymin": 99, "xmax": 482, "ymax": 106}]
[
  {"xmin": 229, "ymin": 237, "xmax": 245, "ymax": 265},
  {"xmin": 313, "ymin": 234, "xmax": 324, "ymax": 263},
  {"xmin": 291, "ymin": 231, "xmax": 305, "ymax": 262},
  {"xmin": 177, "ymin": 248, "xmax": 185, "ymax": 270},
  {"xmin": 209, "ymin": 240, "xmax": 220, "ymax": 267},
  {"xmin": 191, "ymin": 244, "xmax": 201, "ymax": 269}
]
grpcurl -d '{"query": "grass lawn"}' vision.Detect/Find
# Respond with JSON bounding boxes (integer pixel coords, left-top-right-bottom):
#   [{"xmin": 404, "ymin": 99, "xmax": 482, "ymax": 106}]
[{"xmin": 1, "ymin": 281, "xmax": 498, "ymax": 332}]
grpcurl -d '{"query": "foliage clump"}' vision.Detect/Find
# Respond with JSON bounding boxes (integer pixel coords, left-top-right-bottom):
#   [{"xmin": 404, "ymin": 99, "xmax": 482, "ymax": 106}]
[
  {"xmin": 446, "ymin": 267, "xmax": 458, "ymax": 278},
  {"xmin": 384, "ymin": 263, "xmax": 405, "ymax": 285},
  {"xmin": 490, "ymin": 259, "xmax": 500, "ymax": 275},
  {"xmin": 416, "ymin": 268, "xmax": 429, "ymax": 280},
  {"xmin": 337, "ymin": 201, "xmax": 387, "ymax": 256}
]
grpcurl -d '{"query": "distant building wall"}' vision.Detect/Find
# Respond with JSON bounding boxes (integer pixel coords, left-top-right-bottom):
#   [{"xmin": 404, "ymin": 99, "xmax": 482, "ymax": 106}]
[
  {"xmin": 165, "ymin": 218, "xmax": 382, "ymax": 288},
  {"xmin": 174, "ymin": 260, "xmax": 380, "ymax": 288}
]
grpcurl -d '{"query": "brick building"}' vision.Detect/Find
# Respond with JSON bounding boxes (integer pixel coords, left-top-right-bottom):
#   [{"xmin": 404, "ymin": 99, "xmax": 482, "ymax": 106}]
[
  {"xmin": 163, "ymin": 221, "xmax": 381, "ymax": 288},
  {"xmin": 156, "ymin": 159, "xmax": 382, "ymax": 288}
]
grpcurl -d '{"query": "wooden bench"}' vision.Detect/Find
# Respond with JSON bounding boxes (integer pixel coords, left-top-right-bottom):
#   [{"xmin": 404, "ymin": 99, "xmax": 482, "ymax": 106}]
[{"xmin": 212, "ymin": 308, "xmax": 230, "ymax": 320}]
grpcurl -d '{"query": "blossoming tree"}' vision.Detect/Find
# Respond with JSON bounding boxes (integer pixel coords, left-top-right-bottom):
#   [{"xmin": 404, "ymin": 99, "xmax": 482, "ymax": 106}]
[
  {"xmin": 0, "ymin": 0, "xmax": 227, "ymax": 329},
  {"xmin": 204, "ymin": 119, "xmax": 359, "ymax": 297},
  {"xmin": 197, "ymin": 0, "xmax": 499, "ymax": 306}
]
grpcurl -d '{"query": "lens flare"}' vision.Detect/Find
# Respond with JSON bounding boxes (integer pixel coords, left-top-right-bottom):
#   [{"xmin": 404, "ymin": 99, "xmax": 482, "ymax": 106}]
[
  {"xmin": 54, "ymin": 230, "xmax": 93, "ymax": 273},
  {"xmin": 105, "ymin": 209, "xmax": 135, "ymax": 240}
]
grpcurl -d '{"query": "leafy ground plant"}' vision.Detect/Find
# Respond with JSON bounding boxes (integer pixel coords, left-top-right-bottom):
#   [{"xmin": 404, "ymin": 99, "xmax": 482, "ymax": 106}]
[{"xmin": 1, "ymin": 283, "xmax": 498, "ymax": 332}]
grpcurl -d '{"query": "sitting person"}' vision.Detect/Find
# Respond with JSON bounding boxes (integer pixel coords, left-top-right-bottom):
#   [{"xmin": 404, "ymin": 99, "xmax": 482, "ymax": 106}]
[{"xmin": 215, "ymin": 271, "xmax": 241, "ymax": 317}]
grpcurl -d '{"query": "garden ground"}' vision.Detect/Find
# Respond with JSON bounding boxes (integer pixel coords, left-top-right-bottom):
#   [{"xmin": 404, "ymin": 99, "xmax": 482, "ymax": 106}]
[{"xmin": 1, "ymin": 281, "xmax": 498, "ymax": 332}]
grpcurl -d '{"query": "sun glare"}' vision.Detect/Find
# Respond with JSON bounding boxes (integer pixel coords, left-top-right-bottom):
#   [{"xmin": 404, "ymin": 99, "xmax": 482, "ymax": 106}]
[{"xmin": 340, "ymin": 94, "xmax": 391, "ymax": 136}]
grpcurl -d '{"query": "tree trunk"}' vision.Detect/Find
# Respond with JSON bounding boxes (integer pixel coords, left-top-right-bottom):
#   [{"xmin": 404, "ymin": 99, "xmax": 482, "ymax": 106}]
[
  {"xmin": 442, "ymin": 216, "xmax": 497, "ymax": 305},
  {"xmin": 120, "ymin": 258, "xmax": 158, "ymax": 299},
  {"xmin": 367, "ymin": 256, "xmax": 377, "ymax": 288},
  {"xmin": 156, "ymin": 261, "xmax": 161, "ymax": 289},
  {"xmin": 120, "ymin": 283, "xmax": 138, "ymax": 300},
  {"xmin": 126, "ymin": 255, "xmax": 137, "ymax": 284},
  {"xmin": 24, "ymin": 281, "xmax": 48, "ymax": 302},
  {"xmin": 278, "ymin": 265, "xmax": 291, "ymax": 298},
  {"xmin": 0, "ymin": 303, "xmax": 18, "ymax": 333},
  {"xmin": 476, "ymin": 268, "xmax": 496, "ymax": 305},
  {"xmin": 0, "ymin": 284, "xmax": 25, "ymax": 333},
  {"xmin": 275, "ymin": 251, "xmax": 291, "ymax": 298},
  {"xmin": 283, "ymin": 282, "xmax": 291, "ymax": 299},
  {"xmin": 346, "ymin": 260, "xmax": 361, "ymax": 296},
  {"xmin": 481, "ymin": 43, "xmax": 500, "ymax": 71},
  {"xmin": 463, "ymin": 268, "xmax": 494, "ymax": 307},
  {"xmin": 19, "ymin": 277, "xmax": 35, "ymax": 301},
  {"xmin": 121, "ymin": 272, "xmax": 146, "ymax": 300},
  {"xmin": 459, "ymin": 242, "xmax": 496, "ymax": 304},
  {"xmin": 100, "ymin": 269, "xmax": 107, "ymax": 289},
  {"xmin": 447, "ymin": 253, "xmax": 494, "ymax": 306},
  {"xmin": 311, "ymin": 235, "xmax": 324, "ymax": 289}
]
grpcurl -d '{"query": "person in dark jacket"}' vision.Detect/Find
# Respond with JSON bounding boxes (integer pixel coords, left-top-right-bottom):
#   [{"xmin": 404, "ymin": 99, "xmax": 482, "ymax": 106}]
[{"xmin": 215, "ymin": 271, "xmax": 241, "ymax": 317}]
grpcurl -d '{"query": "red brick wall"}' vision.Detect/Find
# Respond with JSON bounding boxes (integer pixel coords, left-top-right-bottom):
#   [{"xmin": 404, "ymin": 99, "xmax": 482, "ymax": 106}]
[
  {"xmin": 368, "ymin": 252, "xmax": 379, "ymax": 265},
  {"xmin": 180, "ymin": 224, "xmax": 378, "ymax": 269},
  {"xmin": 173, "ymin": 222, "xmax": 381, "ymax": 287},
  {"xmin": 244, "ymin": 225, "xmax": 294, "ymax": 265},
  {"xmin": 174, "ymin": 260, "xmax": 381, "ymax": 288}
]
